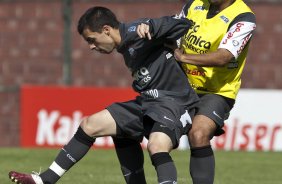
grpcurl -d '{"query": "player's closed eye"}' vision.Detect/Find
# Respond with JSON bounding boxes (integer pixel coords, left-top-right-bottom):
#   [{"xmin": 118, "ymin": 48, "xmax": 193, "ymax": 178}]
[{"xmin": 86, "ymin": 37, "xmax": 96, "ymax": 45}]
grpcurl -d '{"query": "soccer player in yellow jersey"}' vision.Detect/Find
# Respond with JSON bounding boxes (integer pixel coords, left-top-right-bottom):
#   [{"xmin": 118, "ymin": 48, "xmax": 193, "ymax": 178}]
[
  {"xmin": 135, "ymin": 0, "xmax": 256, "ymax": 183},
  {"xmin": 175, "ymin": 0, "xmax": 256, "ymax": 183}
]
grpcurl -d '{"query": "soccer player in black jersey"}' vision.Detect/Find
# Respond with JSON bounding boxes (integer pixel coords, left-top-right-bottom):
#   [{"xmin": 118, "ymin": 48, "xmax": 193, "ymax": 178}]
[
  {"xmin": 127, "ymin": 0, "xmax": 256, "ymax": 184},
  {"xmin": 9, "ymin": 6, "xmax": 199, "ymax": 184}
]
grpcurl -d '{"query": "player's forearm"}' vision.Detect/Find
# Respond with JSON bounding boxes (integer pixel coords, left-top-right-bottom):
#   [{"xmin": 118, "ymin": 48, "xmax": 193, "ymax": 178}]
[
  {"xmin": 175, "ymin": 48, "xmax": 234, "ymax": 67},
  {"xmin": 178, "ymin": 53, "xmax": 227, "ymax": 67}
]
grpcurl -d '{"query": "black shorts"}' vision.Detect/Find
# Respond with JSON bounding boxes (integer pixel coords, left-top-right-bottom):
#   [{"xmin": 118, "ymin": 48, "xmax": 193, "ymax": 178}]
[
  {"xmin": 196, "ymin": 94, "xmax": 235, "ymax": 136},
  {"xmin": 107, "ymin": 96, "xmax": 195, "ymax": 148}
]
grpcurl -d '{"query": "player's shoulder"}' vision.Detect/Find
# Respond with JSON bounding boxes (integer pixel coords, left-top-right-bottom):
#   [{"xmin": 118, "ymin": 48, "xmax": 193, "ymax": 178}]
[
  {"xmin": 234, "ymin": 12, "xmax": 256, "ymax": 24},
  {"xmin": 180, "ymin": 0, "xmax": 197, "ymax": 17},
  {"xmin": 124, "ymin": 18, "xmax": 150, "ymax": 35},
  {"xmin": 183, "ymin": 0, "xmax": 195, "ymax": 11},
  {"xmin": 233, "ymin": 0, "xmax": 256, "ymax": 23},
  {"xmin": 120, "ymin": 21, "xmax": 142, "ymax": 41},
  {"xmin": 228, "ymin": 12, "xmax": 256, "ymax": 29}
]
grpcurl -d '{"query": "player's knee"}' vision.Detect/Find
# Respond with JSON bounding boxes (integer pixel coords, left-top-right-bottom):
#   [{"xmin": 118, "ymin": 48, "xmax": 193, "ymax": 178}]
[
  {"xmin": 147, "ymin": 132, "xmax": 173, "ymax": 155},
  {"xmin": 80, "ymin": 117, "xmax": 91, "ymax": 134},
  {"xmin": 147, "ymin": 142, "xmax": 160, "ymax": 155},
  {"xmin": 147, "ymin": 141, "xmax": 170, "ymax": 155},
  {"xmin": 80, "ymin": 116, "xmax": 99, "ymax": 137},
  {"xmin": 188, "ymin": 128, "xmax": 210, "ymax": 146}
]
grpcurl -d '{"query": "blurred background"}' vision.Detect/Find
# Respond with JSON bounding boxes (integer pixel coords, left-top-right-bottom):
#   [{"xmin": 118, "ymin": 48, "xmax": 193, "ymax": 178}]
[{"xmin": 0, "ymin": 0, "xmax": 281, "ymax": 149}]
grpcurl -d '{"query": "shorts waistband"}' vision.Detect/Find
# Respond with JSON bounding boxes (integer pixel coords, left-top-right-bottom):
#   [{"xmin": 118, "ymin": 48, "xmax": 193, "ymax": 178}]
[{"xmin": 141, "ymin": 89, "xmax": 189, "ymax": 99}]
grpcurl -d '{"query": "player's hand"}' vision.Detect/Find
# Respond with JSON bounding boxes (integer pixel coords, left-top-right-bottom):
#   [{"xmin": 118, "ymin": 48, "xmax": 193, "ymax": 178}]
[
  {"xmin": 174, "ymin": 48, "xmax": 184, "ymax": 61},
  {"xmin": 137, "ymin": 23, "xmax": 151, "ymax": 40}
]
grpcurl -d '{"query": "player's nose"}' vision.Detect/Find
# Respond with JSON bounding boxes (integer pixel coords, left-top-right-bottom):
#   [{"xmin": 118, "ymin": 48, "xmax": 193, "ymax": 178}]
[{"xmin": 89, "ymin": 44, "xmax": 96, "ymax": 50}]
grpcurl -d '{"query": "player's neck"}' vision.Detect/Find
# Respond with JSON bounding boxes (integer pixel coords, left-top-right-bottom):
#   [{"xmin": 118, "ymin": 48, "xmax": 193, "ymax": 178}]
[
  {"xmin": 111, "ymin": 28, "xmax": 122, "ymax": 47},
  {"xmin": 209, "ymin": 0, "xmax": 236, "ymax": 14}
]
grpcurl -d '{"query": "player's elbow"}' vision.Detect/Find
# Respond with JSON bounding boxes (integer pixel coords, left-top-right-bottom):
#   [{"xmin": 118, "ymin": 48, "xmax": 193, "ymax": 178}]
[
  {"xmin": 215, "ymin": 49, "xmax": 234, "ymax": 67},
  {"xmin": 215, "ymin": 59, "xmax": 229, "ymax": 67}
]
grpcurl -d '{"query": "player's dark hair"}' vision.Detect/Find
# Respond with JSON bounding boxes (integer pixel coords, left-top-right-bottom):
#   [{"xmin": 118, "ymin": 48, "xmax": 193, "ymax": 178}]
[{"xmin": 77, "ymin": 6, "xmax": 120, "ymax": 35}]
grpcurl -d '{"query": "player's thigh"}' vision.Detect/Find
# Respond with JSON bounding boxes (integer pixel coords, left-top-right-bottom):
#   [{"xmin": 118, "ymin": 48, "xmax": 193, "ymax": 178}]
[
  {"xmin": 188, "ymin": 114, "xmax": 216, "ymax": 146},
  {"xmin": 188, "ymin": 94, "xmax": 233, "ymax": 145},
  {"xmin": 107, "ymin": 99, "xmax": 144, "ymax": 141},
  {"xmin": 143, "ymin": 98, "xmax": 191, "ymax": 149},
  {"xmin": 195, "ymin": 93, "xmax": 234, "ymax": 128},
  {"xmin": 81, "ymin": 109, "xmax": 116, "ymax": 137}
]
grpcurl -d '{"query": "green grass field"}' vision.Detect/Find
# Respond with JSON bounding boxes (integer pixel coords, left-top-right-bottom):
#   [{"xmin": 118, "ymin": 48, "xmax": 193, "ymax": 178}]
[{"xmin": 1, "ymin": 148, "xmax": 281, "ymax": 184}]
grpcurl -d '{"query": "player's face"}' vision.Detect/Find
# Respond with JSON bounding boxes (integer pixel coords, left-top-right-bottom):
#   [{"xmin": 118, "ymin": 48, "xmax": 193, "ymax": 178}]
[{"xmin": 82, "ymin": 27, "xmax": 115, "ymax": 54}]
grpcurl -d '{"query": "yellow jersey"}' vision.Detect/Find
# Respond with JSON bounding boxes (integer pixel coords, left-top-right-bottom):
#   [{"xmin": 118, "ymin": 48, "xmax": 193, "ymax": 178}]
[{"xmin": 180, "ymin": 0, "xmax": 256, "ymax": 99}]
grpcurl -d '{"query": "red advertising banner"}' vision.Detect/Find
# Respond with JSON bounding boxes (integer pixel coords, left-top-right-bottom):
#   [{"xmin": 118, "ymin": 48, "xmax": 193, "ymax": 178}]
[
  {"xmin": 20, "ymin": 85, "xmax": 138, "ymax": 148},
  {"xmin": 21, "ymin": 86, "xmax": 282, "ymax": 151}
]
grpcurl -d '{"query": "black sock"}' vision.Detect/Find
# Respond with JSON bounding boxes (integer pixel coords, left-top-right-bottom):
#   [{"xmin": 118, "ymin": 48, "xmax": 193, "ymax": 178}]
[
  {"xmin": 113, "ymin": 137, "xmax": 146, "ymax": 184},
  {"xmin": 40, "ymin": 127, "xmax": 95, "ymax": 184},
  {"xmin": 151, "ymin": 152, "xmax": 177, "ymax": 184},
  {"xmin": 190, "ymin": 145, "xmax": 214, "ymax": 184}
]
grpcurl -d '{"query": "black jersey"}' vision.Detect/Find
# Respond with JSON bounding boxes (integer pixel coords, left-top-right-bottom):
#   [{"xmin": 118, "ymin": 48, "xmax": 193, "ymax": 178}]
[{"xmin": 117, "ymin": 16, "xmax": 199, "ymax": 106}]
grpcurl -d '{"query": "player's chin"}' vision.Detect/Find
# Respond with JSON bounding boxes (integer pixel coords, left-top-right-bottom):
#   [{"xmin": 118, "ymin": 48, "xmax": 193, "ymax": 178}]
[{"xmin": 99, "ymin": 49, "xmax": 112, "ymax": 54}]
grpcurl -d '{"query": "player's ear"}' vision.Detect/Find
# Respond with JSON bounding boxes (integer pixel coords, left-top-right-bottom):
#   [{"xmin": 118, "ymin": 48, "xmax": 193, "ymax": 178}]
[{"xmin": 103, "ymin": 25, "xmax": 111, "ymax": 36}]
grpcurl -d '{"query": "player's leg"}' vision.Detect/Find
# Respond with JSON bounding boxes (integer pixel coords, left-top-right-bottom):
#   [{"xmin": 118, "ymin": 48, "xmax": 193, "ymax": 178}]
[
  {"xmin": 9, "ymin": 109, "xmax": 116, "ymax": 184},
  {"xmin": 113, "ymin": 138, "xmax": 146, "ymax": 184},
  {"xmin": 109, "ymin": 99, "xmax": 146, "ymax": 184},
  {"xmin": 148, "ymin": 131, "xmax": 176, "ymax": 184},
  {"xmin": 188, "ymin": 94, "xmax": 234, "ymax": 184},
  {"xmin": 188, "ymin": 115, "xmax": 216, "ymax": 184},
  {"xmin": 144, "ymin": 112, "xmax": 182, "ymax": 184},
  {"xmin": 143, "ymin": 99, "xmax": 193, "ymax": 184}
]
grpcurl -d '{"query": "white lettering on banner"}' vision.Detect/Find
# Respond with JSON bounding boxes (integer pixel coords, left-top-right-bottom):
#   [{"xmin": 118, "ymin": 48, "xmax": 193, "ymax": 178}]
[
  {"xmin": 36, "ymin": 109, "xmax": 82, "ymax": 145},
  {"xmin": 36, "ymin": 110, "xmax": 59, "ymax": 145},
  {"xmin": 211, "ymin": 118, "xmax": 282, "ymax": 151}
]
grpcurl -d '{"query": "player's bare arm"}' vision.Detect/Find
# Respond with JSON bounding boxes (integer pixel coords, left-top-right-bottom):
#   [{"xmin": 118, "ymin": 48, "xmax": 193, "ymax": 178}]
[{"xmin": 174, "ymin": 48, "xmax": 234, "ymax": 67}]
